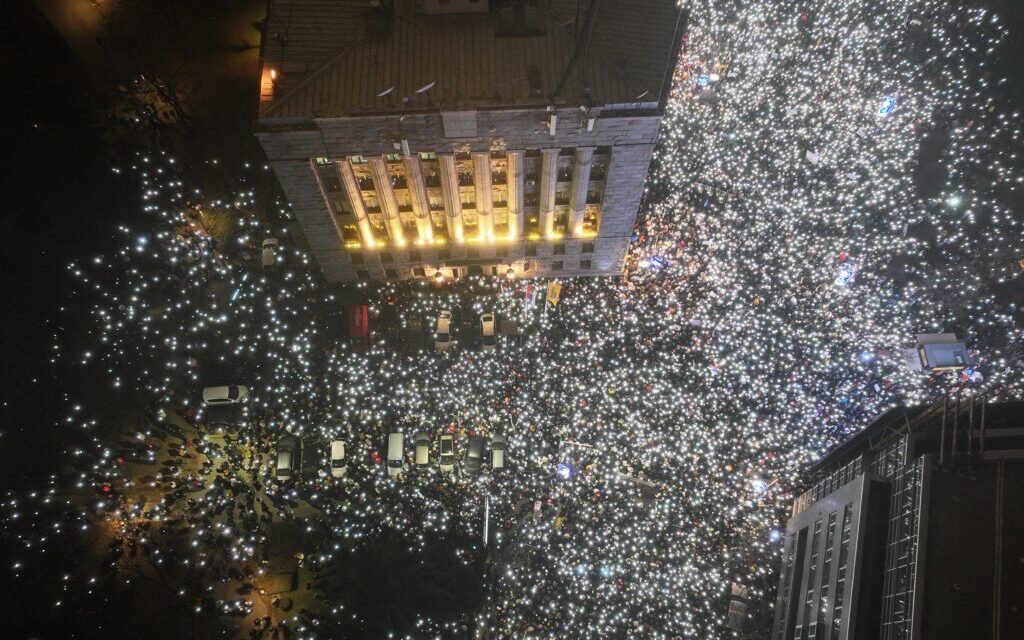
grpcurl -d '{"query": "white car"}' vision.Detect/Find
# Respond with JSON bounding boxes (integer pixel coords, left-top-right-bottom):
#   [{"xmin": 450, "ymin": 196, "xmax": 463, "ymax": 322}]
[
  {"xmin": 261, "ymin": 237, "xmax": 279, "ymax": 268},
  {"xmin": 491, "ymin": 434, "xmax": 506, "ymax": 469},
  {"xmin": 329, "ymin": 440, "xmax": 346, "ymax": 478},
  {"xmin": 387, "ymin": 433, "xmax": 405, "ymax": 478},
  {"xmin": 414, "ymin": 432, "xmax": 430, "ymax": 469},
  {"xmin": 480, "ymin": 313, "xmax": 497, "ymax": 351},
  {"xmin": 434, "ymin": 311, "xmax": 453, "ymax": 351},
  {"xmin": 438, "ymin": 433, "xmax": 455, "ymax": 473},
  {"xmin": 202, "ymin": 385, "xmax": 249, "ymax": 405}
]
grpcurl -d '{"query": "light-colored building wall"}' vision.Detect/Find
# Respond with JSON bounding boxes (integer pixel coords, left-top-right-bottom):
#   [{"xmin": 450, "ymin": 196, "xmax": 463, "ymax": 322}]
[{"xmin": 257, "ymin": 106, "xmax": 662, "ymax": 282}]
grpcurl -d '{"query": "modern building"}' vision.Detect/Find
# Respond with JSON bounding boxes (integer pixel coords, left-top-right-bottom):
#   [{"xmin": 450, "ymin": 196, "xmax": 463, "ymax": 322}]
[
  {"xmin": 770, "ymin": 394, "xmax": 1024, "ymax": 640},
  {"xmin": 255, "ymin": 0, "xmax": 685, "ymax": 282}
]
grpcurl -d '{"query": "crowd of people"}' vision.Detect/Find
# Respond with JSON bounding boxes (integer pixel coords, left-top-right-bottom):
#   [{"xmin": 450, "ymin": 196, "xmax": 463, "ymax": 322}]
[{"xmin": 3, "ymin": 0, "xmax": 1024, "ymax": 638}]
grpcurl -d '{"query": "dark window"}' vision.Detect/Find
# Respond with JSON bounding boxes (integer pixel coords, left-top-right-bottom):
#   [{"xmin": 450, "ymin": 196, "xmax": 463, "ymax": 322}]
[
  {"xmin": 496, "ymin": 246, "xmax": 509, "ymax": 258},
  {"xmin": 413, "ymin": 267, "xmax": 426, "ymax": 277},
  {"xmin": 526, "ymin": 244, "xmax": 537, "ymax": 257},
  {"xmin": 552, "ymin": 261, "xmax": 563, "ymax": 271},
  {"xmin": 322, "ymin": 175, "xmax": 341, "ymax": 192},
  {"xmin": 469, "ymin": 265, "xmax": 484, "ymax": 276},
  {"xmin": 582, "ymin": 242, "xmax": 595, "ymax": 254},
  {"xmin": 408, "ymin": 249, "xmax": 421, "ymax": 261},
  {"xmin": 380, "ymin": 252, "xmax": 393, "ymax": 263},
  {"xmin": 596, "ymin": 145, "xmax": 612, "ymax": 155},
  {"xmin": 580, "ymin": 259, "xmax": 591, "ymax": 270},
  {"xmin": 439, "ymin": 248, "xmax": 451, "ymax": 260},
  {"xmin": 554, "ymin": 243, "xmax": 566, "ymax": 255},
  {"xmin": 356, "ymin": 269, "xmax": 370, "ymax": 280},
  {"xmin": 350, "ymin": 252, "xmax": 364, "ymax": 265},
  {"xmin": 384, "ymin": 268, "xmax": 399, "ymax": 279},
  {"xmin": 467, "ymin": 248, "xmax": 479, "ymax": 259}
]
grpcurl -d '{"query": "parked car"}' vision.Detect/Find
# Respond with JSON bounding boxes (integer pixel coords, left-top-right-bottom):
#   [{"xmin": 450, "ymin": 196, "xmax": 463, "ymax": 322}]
[
  {"xmin": 490, "ymin": 434, "xmax": 506, "ymax": 469},
  {"xmin": 464, "ymin": 435, "xmax": 485, "ymax": 475},
  {"xmin": 434, "ymin": 311, "xmax": 453, "ymax": 351},
  {"xmin": 275, "ymin": 436, "xmax": 299, "ymax": 481},
  {"xmin": 480, "ymin": 313, "xmax": 497, "ymax": 350},
  {"xmin": 387, "ymin": 433, "xmax": 405, "ymax": 477},
  {"xmin": 329, "ymin": 440, "xmax": 346, "ymax": 478},
  {"xmin": 202, "ymin": 385, "xmax": 249, "ymax": 405},
  {"xmin": 261, "ymin": 237, "xmax": 279, "ymax": 268},
  {"xmin": 439, "ymin": 433, "xmax": 455, "ymax": 473},
  {"xmin": 414, "ymin": 432, "xmax": 430, "ymax": 469}
]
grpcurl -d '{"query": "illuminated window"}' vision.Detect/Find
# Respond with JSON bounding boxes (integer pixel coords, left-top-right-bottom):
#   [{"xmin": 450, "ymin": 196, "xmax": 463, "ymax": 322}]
[
  {"xmin": 419, "ymin": 151, "xmax": 438, "ymax": 160},
  {"xmin": 315, "ymin": 157, "xmax": 332, "ymax": 166}
]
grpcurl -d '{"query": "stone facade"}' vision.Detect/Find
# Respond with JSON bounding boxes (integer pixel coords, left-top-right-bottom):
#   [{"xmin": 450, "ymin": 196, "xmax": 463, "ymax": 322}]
[{"xmin": 257, "ymin": 105, "xmax": 662, "ymax": 282}]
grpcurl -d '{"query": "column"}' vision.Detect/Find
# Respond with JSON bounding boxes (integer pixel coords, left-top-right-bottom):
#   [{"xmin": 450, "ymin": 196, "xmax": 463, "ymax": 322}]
[
  {"xmin": 569, "ymin": 147, "xmax": 595, "ymax": 236},
  {"xmin": 337, "ymin": 160, "xmax": 376, "ymax": 246},
  {"xmin": 539, "ymin": 148, "xmax": 560, "ymax": 237},
  {"xmin": 506, "ymin": 150, "xmax": 525, "ymax": 240},
  {"xmin": 368, "ymin": 157, "xmax": 405, "ymax": 246},
  {"xmin": 438, "ymin": 153, "xmax": 465, "ymax": 243},
  {"xmin": 472, "ymin": 152, "xmax": 494, "ymax": 241},
  {"xmin": 403, "ymin": 155, "xmax": 433, "ymax": 243}
]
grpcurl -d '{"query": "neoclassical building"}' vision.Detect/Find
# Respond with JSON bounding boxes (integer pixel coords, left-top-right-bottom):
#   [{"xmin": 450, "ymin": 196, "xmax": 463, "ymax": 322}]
[{"xmin": 256, "ymin": 0, "xmax": 684, "ymax": 281}]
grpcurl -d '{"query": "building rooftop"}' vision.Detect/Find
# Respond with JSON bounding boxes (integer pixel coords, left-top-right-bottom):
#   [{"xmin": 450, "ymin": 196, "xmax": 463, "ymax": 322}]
[{"xmin": 259, "ymin": 0, "xmax": 685, "ymax": 120}]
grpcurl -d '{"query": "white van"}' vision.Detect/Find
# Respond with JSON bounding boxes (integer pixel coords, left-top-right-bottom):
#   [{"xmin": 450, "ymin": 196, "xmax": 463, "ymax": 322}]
[
  {"xmin": 329, "ymin": 440, "xmax": 346, "ymax": 478},
  {"xmin": 387, "ymin": 433, "xmax": 405, "ymax": 477}
]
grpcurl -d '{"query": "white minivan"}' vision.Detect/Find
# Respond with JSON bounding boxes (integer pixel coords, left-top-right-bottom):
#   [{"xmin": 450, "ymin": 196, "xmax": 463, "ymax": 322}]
[
  {"xmin": 329, "ymin": 440, "xmax": 346, "ymax": 478},
  {"xmin": 387, "ymin": 433, "xmax": 405, "ymax": 477}
]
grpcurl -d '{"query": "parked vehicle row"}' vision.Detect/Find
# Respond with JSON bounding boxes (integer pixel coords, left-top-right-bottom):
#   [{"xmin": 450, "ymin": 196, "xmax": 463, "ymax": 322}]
[
  {"xmin": 434, "ymin": 310, "xmax": 501, "ymax": 351},
  {"xmin": 282, "ymin": 431, "xmax": 509, "ymax": 482}
]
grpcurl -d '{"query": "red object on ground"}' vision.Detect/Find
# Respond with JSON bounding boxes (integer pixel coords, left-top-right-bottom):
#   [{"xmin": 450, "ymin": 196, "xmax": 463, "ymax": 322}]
[
  {"xmin": 370, "ymin": 451, "xmax": 382, "ymax": 464},
  {"xmin": 349, "ymin": 305, "xmax": 369, "ymax": 340}
]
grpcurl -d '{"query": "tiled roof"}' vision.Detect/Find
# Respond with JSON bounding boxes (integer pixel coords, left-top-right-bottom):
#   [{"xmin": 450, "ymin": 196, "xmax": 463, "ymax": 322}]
[{"xmin": 260, "ymin": 0, "xmax": 683, "ymax": 120}]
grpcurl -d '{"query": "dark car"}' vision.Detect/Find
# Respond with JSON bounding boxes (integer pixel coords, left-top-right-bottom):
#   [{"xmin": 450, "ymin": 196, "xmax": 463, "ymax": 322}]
[{"xmin": 463, "ymin": 435, "xmax": 485, "ymax": 475}]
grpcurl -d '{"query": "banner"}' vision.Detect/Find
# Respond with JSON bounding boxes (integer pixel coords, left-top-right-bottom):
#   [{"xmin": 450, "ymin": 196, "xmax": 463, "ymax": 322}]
[{"xmin": 546, "ymin": 282, "xmax": 562, "ymax": 306}]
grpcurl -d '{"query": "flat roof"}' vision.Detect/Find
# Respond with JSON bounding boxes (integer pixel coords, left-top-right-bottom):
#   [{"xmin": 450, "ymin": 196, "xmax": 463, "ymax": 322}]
[{"xmin": 259, "ymin": 0, "xmax": 685, "ymax": 120}]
